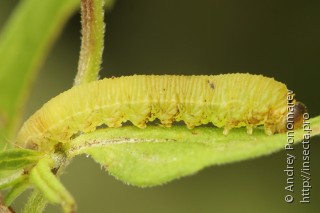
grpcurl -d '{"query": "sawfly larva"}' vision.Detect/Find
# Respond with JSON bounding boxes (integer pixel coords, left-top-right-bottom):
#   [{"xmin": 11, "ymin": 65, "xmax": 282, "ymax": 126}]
[{"xmin": 16, "ymin": 73, "xmax": 306, "ymax": 151}]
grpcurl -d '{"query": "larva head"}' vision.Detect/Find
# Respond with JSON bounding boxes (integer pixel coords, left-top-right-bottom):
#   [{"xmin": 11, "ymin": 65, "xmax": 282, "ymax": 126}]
[
  {"xmin": 275, "ymin": 101, "xmax": 307, "ymax": 133},
  {"xmin": 292, "ymin": 102, "xmax": 307, "ymax": 128}
]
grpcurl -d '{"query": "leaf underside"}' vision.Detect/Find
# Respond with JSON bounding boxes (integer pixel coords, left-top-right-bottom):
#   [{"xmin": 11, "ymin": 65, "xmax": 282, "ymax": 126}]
[
  {"xmin": 65, "ymin": 116, "xmax": 320, "ymax": 187},
  {"xmin": 0, "ymin": 149, "xmax": 42, "ymax": 171}
]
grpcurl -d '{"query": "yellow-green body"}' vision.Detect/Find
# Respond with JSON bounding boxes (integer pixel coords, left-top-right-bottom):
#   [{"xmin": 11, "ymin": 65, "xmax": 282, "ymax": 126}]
[{"xmin": 16, "ymin": 73, "xmax": 290, "ymax": 151}]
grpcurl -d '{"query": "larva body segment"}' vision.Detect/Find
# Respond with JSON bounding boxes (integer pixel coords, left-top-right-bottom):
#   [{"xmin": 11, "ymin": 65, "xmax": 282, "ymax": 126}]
[{"xmin": 16, "ymin": 73, "xmax": 298, "ymax": 151}]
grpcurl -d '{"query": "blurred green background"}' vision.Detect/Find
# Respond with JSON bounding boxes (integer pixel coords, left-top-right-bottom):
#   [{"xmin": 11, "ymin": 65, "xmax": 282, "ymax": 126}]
[{"xmin": 1, "ymin": 0, "xmax": 320, "ymax": 212}]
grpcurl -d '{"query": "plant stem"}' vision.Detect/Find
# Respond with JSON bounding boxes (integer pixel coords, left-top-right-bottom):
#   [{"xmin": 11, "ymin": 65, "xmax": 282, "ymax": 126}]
[{"xmin": 74, "ymin": 0, "xmax": 105, "ymax": 85}]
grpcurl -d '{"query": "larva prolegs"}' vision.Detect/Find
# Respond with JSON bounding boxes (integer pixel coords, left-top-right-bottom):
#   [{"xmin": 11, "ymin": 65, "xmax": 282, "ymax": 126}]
[
  {"xmin": 246, "ymin": 125, "xmax": 254, "ymax": 135},
  {"xmin": 223, "ymin": 125, "xmax": 231, "ymax": 135}
]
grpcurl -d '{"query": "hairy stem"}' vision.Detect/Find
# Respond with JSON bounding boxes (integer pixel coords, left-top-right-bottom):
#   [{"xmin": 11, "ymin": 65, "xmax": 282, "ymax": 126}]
[
  {"xmin": 23, "ymin": 190, "xmax": 48, "ymax": 213},
  {"xmin": 74, "ymin": 0, "xmax": 105, "ymax": 85}
]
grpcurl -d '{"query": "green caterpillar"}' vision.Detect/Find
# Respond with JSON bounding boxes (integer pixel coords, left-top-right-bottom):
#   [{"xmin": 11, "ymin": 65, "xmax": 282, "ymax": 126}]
[{"xmin": 15, "ymin": 73, "xmax": 306, "ymax": 152}]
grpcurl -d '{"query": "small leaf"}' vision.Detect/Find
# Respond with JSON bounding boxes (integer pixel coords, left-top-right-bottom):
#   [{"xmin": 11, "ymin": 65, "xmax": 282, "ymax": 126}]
[
  {"xmin": 65, "ymin": 116, "xmax": 320, "ymax": 187},
  {"xmin": 4, "ymin": 179, "xmax": 29, "ymax": 206},
  {"xmin": 0, "ymin": 149, "xmax": 42, "ymax": 171},
  {"xmin": 29, "ymin": 158, "xmax": 75, "ymax": 213}
]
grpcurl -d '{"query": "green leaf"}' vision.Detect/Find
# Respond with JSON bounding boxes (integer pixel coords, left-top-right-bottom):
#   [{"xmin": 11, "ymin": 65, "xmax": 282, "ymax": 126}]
[
  {"xmin": 65, "ymin": 116, "xmax": 320, "ymax": 187},
  {"xmin": 0, "ymin": 149, "xmax": 42, "ymax": 171},
  {"xmin": 0, "ymin": 0, "xmax": 80, "ymax": 145}
]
